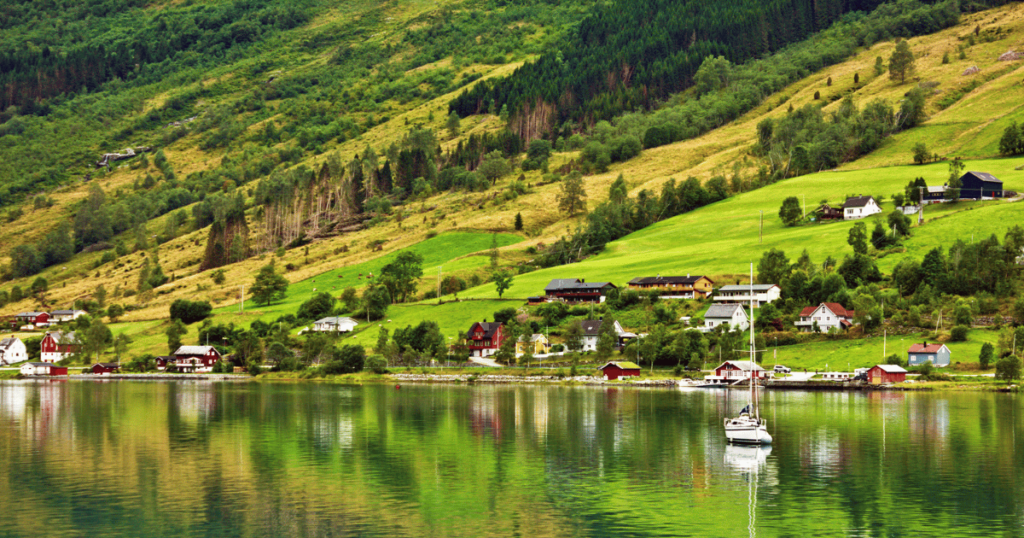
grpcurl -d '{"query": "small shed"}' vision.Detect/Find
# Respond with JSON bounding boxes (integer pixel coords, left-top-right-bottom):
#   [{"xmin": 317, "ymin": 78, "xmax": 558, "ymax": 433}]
[
  {"xmin": 867, "ymin": 365, "xmax": 907, "ymax": 384},
  {"xmin": 91, "ymin": 363, "xmax": 121, "ymax": 375},
  {"xmin": 599, "ymin": 361, "xmax": 641, "ymax": 380}
]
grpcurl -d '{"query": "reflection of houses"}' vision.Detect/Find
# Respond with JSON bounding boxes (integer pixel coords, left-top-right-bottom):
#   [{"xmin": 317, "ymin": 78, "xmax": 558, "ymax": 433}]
[
  {"xmin": 908, "ymin": 342, "xmax": 951, "ymax": 367},
  {"xmin": 627, "ymin": 275, "xmax": 714, "ymax": 299},
  {"xmin": 40, "ymin": 331, "xmax": 80, "ymax": 363},
  {"xmin": 794, "ymin": 303, "xmax": 854, "ymax": 333},
  {"xmin": 867, "ymin": 364, "xmax": 907, "ymax": 384},
  {"xmin": 172, "ymin": 346, "xmax": 221, "ymax": 373},
  {"xmin": 713, "ymin": 284, "xmax": 781, "ymax": 307},
  {"xmin": 842, "ymin": 196, "xmax": 882, "ymax": 220},
  {"xmin": 544, "ymin": 279, "xmax": 617, "ymax": 304},
  {"xmin": 598, "ymin": 361, "xmax": 641, "ymax": 380},
  {"xmin": 704, "ymin": 361, "xmax": 767, "ymax": 384},
  {"xmin": 0, "ymin": 337, "xmax": 27, "ymax": 365},
  {"xmin": 20, "ymin": 362, "xmax": 68, "ymax": 376},
  {"xmin": 466, "ymin": 321, "xmax": 504, "ymax": 358},
  {"xmin": 516, "ymin": 334, "xmax": 550, "ymax": 357},
  {"xmin": 700, "ymin": 304, "xmax": 749, "ymax": 332},
  {"xmin": 312, "ymin": 316, "xmax": 359, "ymax": 333}
]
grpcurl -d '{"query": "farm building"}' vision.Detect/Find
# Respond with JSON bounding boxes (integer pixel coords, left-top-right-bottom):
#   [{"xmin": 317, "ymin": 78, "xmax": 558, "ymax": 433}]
[
  {"xmin": 959, "ymin": 171, "xmax": 1003, "ymax": 199},
  {"xmin": 627, "ymin": 275, "xmax": 714, "ymax": 299},
  {"xmin": 842, "ymin": 196, "xmax": 882, "ymax": 220},
  {"xmin": 40, "ymin": 331, "xmax": 80, "ymax": 363},
  {"xmin": 599, "ymin": 361, "xmax": 641, "ymax": 380},
  {"xmin": 14, "ymin": 312, "xmax": 50, "ymax": 328},
  {"xmin": 90, "ymin": 363, "xmax": 121, "ymax": 375},
  {"xmin": 544, "ymin": 279, "xmax": 617, "ymax": 303},
  {"xmin": 907, "ymin": 342, "xmax": 951, "ymax": 367},
  {"xmin": 172, "ymin": 346, "xmax": 222, "ymax": 373},
  {"xmin": 312, "ymin": 317, "xmax": 359, "ymax": 333},
  {"xmin": 867, "ymin": 365, "xmax": 907, "ymax": 384},
  {"xmin": 814, "ymin": 204, "xmax": 843, "ymax": 221}
]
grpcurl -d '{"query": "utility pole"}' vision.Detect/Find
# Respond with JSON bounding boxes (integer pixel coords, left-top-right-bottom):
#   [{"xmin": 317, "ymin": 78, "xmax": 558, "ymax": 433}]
[
  {"xmin": 802, "ymin": 194, "xmax": 806, "ymax": 218},
  {"xmin": 239, "ymin": 285, "xmax": 244, "ymax": 314},
  {"xmin": 918, "ymin": 186, "xmax": 924, "ymax": 225}
]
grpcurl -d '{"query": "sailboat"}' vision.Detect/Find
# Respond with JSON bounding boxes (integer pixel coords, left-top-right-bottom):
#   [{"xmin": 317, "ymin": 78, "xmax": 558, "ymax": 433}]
[{"xmin": 724, "ymin": 263, "xmax": 773, "ymax": 445}]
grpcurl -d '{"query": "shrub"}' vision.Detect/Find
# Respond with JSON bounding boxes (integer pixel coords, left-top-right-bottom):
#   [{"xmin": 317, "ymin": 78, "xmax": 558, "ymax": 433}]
[
  {"xmin": 950, "ymin": 325, "xmax": 969, "ymax": 342},
  {"xmin": 169, "ymin": 299, "xmax": 212, "ymax": 324},
  {"xmin": 322, "ymin": 345, "xmax": 366, "ymax": 375},
  {"xmin": 367, "ymin": 356, "xmax": 388, "ymax": 374}
]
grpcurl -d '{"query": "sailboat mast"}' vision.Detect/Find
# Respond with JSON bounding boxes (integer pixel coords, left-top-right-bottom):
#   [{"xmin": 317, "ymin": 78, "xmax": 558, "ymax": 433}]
[{"xmin": 750, "ymin": 262, "xmax": 758, "ymax": 420}]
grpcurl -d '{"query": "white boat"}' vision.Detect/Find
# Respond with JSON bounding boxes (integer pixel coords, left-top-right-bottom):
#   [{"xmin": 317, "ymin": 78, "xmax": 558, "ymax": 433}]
[{"xmin": 724, "ymin": 264, "xmax": 773, "ymax": 446}]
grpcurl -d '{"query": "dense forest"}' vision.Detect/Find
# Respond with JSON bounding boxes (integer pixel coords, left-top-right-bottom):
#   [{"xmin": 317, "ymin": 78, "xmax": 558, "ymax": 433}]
[{"xmin": 451, "ymin": 0, "xmax": 1009, "ymax": 139}]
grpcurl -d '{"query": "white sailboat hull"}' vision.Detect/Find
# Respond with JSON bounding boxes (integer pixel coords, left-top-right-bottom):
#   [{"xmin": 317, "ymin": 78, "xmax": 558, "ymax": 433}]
[{"xmin": 724, "ymin": 417, "xmax": 773, "ymax": 445}]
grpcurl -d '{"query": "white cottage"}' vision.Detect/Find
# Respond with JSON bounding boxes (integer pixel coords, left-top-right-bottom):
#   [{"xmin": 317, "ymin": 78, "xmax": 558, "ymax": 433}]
[
  {"xmin": 0, "ymin": 337, "xmax": 27, "ymax": 365},
  {"xmin": 713, "ymin": 284, "xmax": 781, "ymax": 307},
  {"xmin": 580, "ymin": 319, "xmax": 627, "ymax": 352},
  {"xmin": 49, "ymin": 310, "xmax": 86, "ymax": 323},
  {"xmin": 701, "ymin": 304, "xmax": 749, "ymax": 332},
  {"xmin": 794, "ymin": 303, "xmax": 855, "ymax": 333},
  {"xmin": 842, "ymin": 196, "xmax": 882, "ymax": 220},
  {"xmin": 312, "ymin": 317, "xmax": 359, "ymax": 333}
]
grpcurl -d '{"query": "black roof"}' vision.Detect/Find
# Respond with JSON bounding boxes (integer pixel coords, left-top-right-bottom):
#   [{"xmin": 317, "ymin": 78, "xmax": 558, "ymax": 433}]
[
  {"xmin": 961, "ymin": 171, "xmax": 1002, "ymax": 185},
  {"xmin": 545, "ymin": 279, "xmax": 616, "ymax": 292},
  {"xmin": 629, "ymin": 275, "xmax": 708, "ymax": 285},
  {"xmin": 842, "ymin": 196, "xmax": 876, "ymax": 209},
  {"xmin": 581, "ymin": 319, "xmax": 603, "ymax": 336},
  {"xmin": 467, "ymin": 322, "xmax": 502, "ymax": 339}
]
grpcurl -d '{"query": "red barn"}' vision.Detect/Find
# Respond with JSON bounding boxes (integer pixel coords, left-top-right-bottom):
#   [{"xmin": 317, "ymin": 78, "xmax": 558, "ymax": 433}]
[
  {"xmin": 90, "ymin": 363, "xmax": 121, "ymax": 375},
  {"xmin": 867, "ymin": 364, "xmax": 907, "ymax": 384},
  {"xmin": 598, "ymin": 361, "xmax": 641, "ymax": 380},
  {"xmin": 172, "ymin": 346, "xmax": 222, "ymax": 373},
  {"xmin": 15, "ymin": 312, "xmax": 50, "ymax": 327},
  {"xmin": 465, "ymin": 321, "xmax": 504, "ymax": 358},
  {"xmin": 48, "ymin": 365, "xmax": 68, "ymax": 376},
  {"xmin": 40, "ymin": 331, "xmax": 80, "ymax": 363},
  {"xmin": 712, "ymin": 360, "xmax": 768, "ymax": 381}
]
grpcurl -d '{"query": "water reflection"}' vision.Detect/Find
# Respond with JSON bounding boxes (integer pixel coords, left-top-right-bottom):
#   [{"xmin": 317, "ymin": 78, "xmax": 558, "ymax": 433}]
[{"xmin": 0, "ymin": 381, "xmax": 1021, "ymax": 537}]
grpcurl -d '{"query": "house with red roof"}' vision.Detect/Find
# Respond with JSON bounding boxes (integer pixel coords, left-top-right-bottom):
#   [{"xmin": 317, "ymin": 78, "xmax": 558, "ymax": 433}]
[
  {"xmin": 465, "ymin": 321, "xmax": 504, "ymax": 358},
  {"xmin": 793, "ymin": 303, "xmax": 855, "ymax": 333},
  {"xmin": 908, "ymin": 342, "xmax": 951, "ymax": 367}
]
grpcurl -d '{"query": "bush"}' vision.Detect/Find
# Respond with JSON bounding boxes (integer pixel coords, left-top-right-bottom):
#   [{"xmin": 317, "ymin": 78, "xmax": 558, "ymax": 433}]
[
  {"xmin": 321, "ymin": 345, "xmax": 366, "ymax": 375},
  {"xmin": 367, "ymin": 356, "xmax": 388, "ymax": 374},
  {"xmin": 950, "ymin": 325, "xmax": 969, "ymax": 342},
  {"xmin": 169, "ymin": 299, "xmax": 212, "ymax": 324}
]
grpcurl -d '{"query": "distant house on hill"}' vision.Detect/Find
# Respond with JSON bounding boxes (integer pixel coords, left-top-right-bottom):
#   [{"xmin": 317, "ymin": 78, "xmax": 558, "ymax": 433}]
[
  {"xmin": 714, "ymin": 284, "xmax": 781, "ymax": 307},
  {"xmin": 580, "ymin": 319, "xmax": 632, "ymax": 352},
  {"xmin": 0, "ymin": 337, "xmax": 27, "ymax": 365},
  {"xmin": 959, "ymin": 171, "xmax": 1004, "ymax": 199},
  {"xmin": 842, "ymin": 196, "xmax": 882, "ymax": 220},
  {"xmin": 908, "ymin": 342, "xmax": 951, "ymax": 367},
  {"xmin": 701, "ymin": 304, "xmax": 749, "ymax": 333},
  {"xmin": 172, "ymin": 346, "xmax": 221, "ymax": 373},
  {"xmin": 627, "ymin": 275, "xmax": 714, "ymax": 299},
  {"xmin": 794, "ymin": 303, "xmax": 855, "ymax": 333},
  {"xmin": 14, "ymin": 312, "xmax": 49, "ymax": 328},
  {"xmin": 312, "ymin": 317, "xmax": 358, "ymax": 333},
  {"xmin": 49, "ymin": 310, "xmax": 86, "ymax": 323},
  {"xmin": 544, "ymin": 279, "xmax": 616, "ymax": 304},
  {"xmin": 814, "ymin": 204, "xmax": 843, "ymax": 221}
]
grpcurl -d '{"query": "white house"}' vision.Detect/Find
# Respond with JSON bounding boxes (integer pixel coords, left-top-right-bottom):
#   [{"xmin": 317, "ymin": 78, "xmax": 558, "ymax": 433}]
[
  {"xmin": 580, "ymin": 319, "xmax": 626, "ymax": 352},
  {"xmin": 701, "ymin": 304, "xmax": 749, "ymax": 332},
  {"xmin": 312, "ymin": 316, "xmax": 359, "ymax": 333},
  {"xmin": 794, "ymin": 303, "xmax": 855, "ymax": 333},
  {"xmin": 0, "ymin": 337, "xmax": 27, "ymax": 365},
  {"xmin": 20, "ymin": 362, "xmax": 62, "ymax": 376},
  {"xmin": 713, "ymin": 284, "xmax": 781, "ymax": 307},
  {"xmin": 842, "ymin": 196, "xmax": 882, "ymax": 220},
  {"xmin": 49, "ymin": 310, "xmax": 86, "ymax": 323}
]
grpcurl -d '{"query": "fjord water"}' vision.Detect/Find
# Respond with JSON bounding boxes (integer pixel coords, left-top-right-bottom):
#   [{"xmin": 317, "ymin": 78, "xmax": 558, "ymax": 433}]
[{"xmin": 0, "ymin": 381, "xmax": 1020, "ymax": 537}]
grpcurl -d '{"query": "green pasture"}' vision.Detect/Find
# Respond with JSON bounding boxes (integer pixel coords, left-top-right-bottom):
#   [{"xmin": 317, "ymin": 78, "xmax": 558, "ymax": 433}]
[
  {"xmin": 343, "ymin": 299, "xmax": 515, "ymax": 349},
  {"xmin": 457, "ymin": 157, "xmax": 1024, "ymax": 300}
]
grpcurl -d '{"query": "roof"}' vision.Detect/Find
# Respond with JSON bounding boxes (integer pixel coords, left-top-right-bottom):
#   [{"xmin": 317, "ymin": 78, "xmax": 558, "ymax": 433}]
[
  {"xmin": 628, "ymin": 275, "xmax": 710, "ymax": 286},
  {"xmin": 581, "ymin": 319, "xmax": 603, "ymax": 336},
  {"xmin": 45, "ymin": 331, "xmax": 77, "ymax": 342},
  {"xmin": 873, "ymin": 364, "xmax": 908, "ymax": 374},
  {"xmin": 962, "ymin": 171, "xmax": 1002, "ymax": 184},
  {"xmin": 926, "ymin": 186, "xmax": 946, "ymax": 194},
  {"xmin": 174, "ymin": 346, "xmax": 218, "ymax": 356},
  {"xmin": 0, "ymin": 337, "xmax": 19, "ymax": 348},
  {"xmin": 314, "ymin": 316, "xmax": 358, "ymax": 325},
  {"xmin": 93, "ymin": 363, "xmax": 120, "ymax": 369},
  {"xmin": 24, "ymin": 362, "xmax": 50, "ymax": 367},
  {"xmin": 599, "ymin": 361, "xmax": 641, "ymax": 370},
  {"xmin": 16, "ymin": 312, "xmax": 47, "ymax": 317},
  {"xmin": 800, "ymin": 303, "xmax": 853, "ymax": 318},
  {"xmin": 704, "ymin": 304, "xmax": 746, "ymax": 320},
  {"xmin": 909, "ymin": 343, "xmax": 947, "ymax": 354},
  {"xmin": 718, "ymin": 284, "xmax": 779, "ymax": 292},
  {"xmin": 717, "ymin": 360, "xmax": 765, "ymax": 372},
  {"xmin": 50, "ymin": 310, "xmax": 83, "ymax": 315},
  {"xmin": 842, "ymin": 196, "xmax": 876, "ymax": 209},
  {"xmin": 545, "ymin": 278, "xmax": 582, "ymax": 291},
  {"xmin": 518, "ymin": 334, "xmax": 547, "ymax": 342},
  {"xmin": 466, "ymin": 322, "xmax": 502, "ymax": 339}
]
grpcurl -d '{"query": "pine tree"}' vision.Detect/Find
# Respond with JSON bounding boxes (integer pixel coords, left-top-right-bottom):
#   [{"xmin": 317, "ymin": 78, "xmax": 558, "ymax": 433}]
[
  {"xmin": 558, "ymin": 171, "xmax": 587, "ymax": 216},
  {"xmin": 514, "ymin": 212, "xmax": 523, "ymax": 231}
]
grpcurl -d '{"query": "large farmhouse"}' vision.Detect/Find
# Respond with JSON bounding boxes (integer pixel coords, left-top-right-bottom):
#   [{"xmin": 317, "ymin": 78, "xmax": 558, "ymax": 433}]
[
  {"xmin": 40, "ymin": 331, "xmax": 80, "ymax": 363},
  {"xmin": 627, "ymin": 275, "xmax": 713, "ymax": 299},
  {"xmin": 172, "ymin": 346, "xmax": 222, "ymax": 373},
  {"xmin": 544, "ymin": 279, "xmax": 616, "ymax": 304}
]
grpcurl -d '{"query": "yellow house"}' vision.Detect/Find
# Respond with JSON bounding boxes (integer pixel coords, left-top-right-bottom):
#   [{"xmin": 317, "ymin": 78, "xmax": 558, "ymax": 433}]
[
  {"xmin": 627, "ymin": 275, "xmax": 714, "ymax": 299},
  {"xmin": 516, "ymin": 334, "xmax": 550, "ymax": 357}
]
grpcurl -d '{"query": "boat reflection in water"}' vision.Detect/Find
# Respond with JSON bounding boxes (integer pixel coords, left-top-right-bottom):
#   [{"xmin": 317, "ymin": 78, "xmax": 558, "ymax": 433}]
[{"xmin": 725, "ymin": 444, "xmax": 773, "ymax": 538}]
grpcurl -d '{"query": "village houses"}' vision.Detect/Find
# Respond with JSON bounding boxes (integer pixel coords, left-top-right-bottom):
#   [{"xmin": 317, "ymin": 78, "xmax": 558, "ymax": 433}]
[
  {"xmin": 794, "ymin": 303, "xmax": 855, "ymax": 333},
  {"xmin": 700, "ymin": 304, "xmax": 749, "ymax": 333},
  {"xmin": 627, "ymin": 275, "xmax": 714, "ymax": 299}
]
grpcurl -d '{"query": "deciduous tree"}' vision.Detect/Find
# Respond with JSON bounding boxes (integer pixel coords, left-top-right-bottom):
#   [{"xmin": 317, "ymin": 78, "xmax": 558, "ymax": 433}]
[
  {"xmin": 558, "ymin": 171, "xmax": 587, "ymax": 216},
  {"xmin": 493, "ymin": 270, "xmax": 514, "ymax": 298},
  {"xmin": 778, "ymin": 196, "xmax": 802, "ymax": 226},
  {"xmin": 888, "ymin": 39, "xmax": 915, "ymax": 84},
  {"xmin": 251, "ymin": 262, "xmax": 289, "ymax": 306}
]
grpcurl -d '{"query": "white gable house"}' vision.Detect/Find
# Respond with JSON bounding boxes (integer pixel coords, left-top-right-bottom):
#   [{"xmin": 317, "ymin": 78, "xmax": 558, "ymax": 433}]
[
  {"xmin": 313, "ymin": 317, "xmax": 359, "ymax": 333},
  {"xmin": 701, "ymin": 304, "xmax": 749, "ymax": 333},
  {"xmin": 713, "ymin": 284, "xmax": 781, "ymax": 307},
  {"xmin": 580, "ymin": 319, "xmax": 626, "ymax": 352},
  {"xmin": 842, "ymin": 196, "xmax": 882, "ymax": 220},
  {"xmin": 0, "ymin": 338, "xmax": 27, "ymax": 365}
]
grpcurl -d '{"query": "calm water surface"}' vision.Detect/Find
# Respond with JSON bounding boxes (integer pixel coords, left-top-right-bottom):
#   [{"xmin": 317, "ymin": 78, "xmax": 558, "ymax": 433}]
[{"xmin": 0, "ymin": 380, "xmax": 1020, "ymax": 537}]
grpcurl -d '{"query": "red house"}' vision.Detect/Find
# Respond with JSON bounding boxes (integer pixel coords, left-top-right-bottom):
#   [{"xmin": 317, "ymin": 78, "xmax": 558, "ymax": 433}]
[
  {"xmin": 867, "ymin": 365, "xmax": 907, "ymax": 384},
  {"xmin": 172, "ymin": 346, "xmax": 222, "ymax": 373},
  {"xmin": 40, "ymin": 331, "xmax": 80, "ymax": 363},
  {"xmin": 598, "ymin": 361, "xmax": 641, "ymax": 380},
  {"xmin": 703, "ymin": 360, "xmax": 768, "ymax": 384},
  {"xmin": 465, "ymin": 321, "xmax": 504, "ymax": 358},
  {"xmin": 14, "ymin": 312, "xmax": 50, "ymax": 328},
  {"xmin": 90, "ymin": 363, "xmax": 121, "ymax": 375}
]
